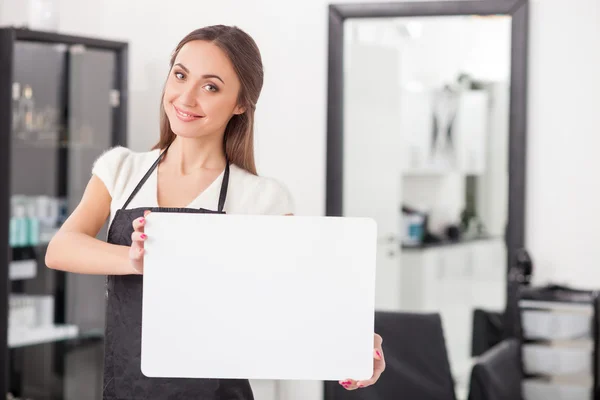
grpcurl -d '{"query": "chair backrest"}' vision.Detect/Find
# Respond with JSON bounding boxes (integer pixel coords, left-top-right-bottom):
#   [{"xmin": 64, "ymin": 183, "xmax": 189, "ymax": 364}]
[
  {"xmin": 467, "ymin": 339, "xmax": 522, "ymax": 400},
  {"xmin": 324, "ymin": 311, "xmax": 457, "ymax": 400},
  {"xmin": 471, "ymin": 308, "xmax": 504, "ymax": 357}
]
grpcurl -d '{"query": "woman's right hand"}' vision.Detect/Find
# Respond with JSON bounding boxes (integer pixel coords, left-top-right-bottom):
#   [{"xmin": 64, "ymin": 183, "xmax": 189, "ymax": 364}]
[{"xmin": 130, "ymin": 210, "xmax": 151, "ymax": 274}]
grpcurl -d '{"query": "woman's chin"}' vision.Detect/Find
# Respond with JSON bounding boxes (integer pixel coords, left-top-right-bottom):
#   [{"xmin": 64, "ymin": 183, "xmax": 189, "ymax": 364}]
[{"xmin": 172, "ymin": 129, "xmax": 213, "ymax": 140}]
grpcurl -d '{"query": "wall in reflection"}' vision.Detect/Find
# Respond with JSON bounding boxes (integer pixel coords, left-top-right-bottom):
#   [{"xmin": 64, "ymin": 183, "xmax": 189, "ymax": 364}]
[{"xmin": 343, "ymin": 15, "xmax": 511, "ymax": 398}]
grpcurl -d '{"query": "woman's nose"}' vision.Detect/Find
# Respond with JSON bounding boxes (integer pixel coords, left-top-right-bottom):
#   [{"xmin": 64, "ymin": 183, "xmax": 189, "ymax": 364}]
[{"xmin": 179, "ymin": 86, "xmax": 197, "ymax": 107}]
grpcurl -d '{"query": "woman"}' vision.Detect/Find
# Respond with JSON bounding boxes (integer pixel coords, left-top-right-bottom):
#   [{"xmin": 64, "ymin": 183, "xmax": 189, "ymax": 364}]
[{"xmin": 46, "ymin": 25, "xmax": 385, "ymax": 399}]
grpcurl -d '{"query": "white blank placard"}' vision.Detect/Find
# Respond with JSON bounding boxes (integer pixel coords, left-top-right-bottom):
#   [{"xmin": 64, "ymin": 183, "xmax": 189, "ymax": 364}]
[{"xmin": 141, "ymin": 212, "xmax": 377, "ymax": 381}]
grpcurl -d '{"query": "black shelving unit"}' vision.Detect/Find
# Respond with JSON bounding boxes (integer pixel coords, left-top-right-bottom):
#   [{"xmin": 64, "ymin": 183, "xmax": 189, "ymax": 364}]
[{"xmin": 0, "ymin": 28, "xmax": 128, "ymax": 399}]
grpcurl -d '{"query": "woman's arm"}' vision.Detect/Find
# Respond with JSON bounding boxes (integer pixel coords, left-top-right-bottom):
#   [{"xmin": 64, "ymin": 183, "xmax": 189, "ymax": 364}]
[{"xmin": 45, "ymin": 175, "xmax": 136, "ymax": 275}]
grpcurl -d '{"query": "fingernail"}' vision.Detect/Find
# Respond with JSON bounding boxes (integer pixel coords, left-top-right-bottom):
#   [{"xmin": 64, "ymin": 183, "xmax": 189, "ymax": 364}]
[
  {"xmin": 357, "ymin": 383, "xmax": 363, "ymax": 388},
  {"xmin": 375, "ymin": 350, "xmax": 382, "ymax": 359},
  {"xmin": 140, "ymin": 234, "xmax": 147, "ymax": 239},
  {"xmin": 139, "ymin": 218, "xmax": 145, "ymax": 223}
]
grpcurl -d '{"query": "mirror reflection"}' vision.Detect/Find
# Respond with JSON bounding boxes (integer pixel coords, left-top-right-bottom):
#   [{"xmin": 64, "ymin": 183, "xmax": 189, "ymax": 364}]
[{"xmin": 343, "ymin": 15, "xmax": 511, "ymax": 397}]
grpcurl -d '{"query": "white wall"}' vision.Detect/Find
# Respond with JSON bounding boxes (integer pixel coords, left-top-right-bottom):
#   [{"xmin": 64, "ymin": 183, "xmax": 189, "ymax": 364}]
[{"xmin": 526, "ymin": 0, "xmax": 600, "ymax": 288}]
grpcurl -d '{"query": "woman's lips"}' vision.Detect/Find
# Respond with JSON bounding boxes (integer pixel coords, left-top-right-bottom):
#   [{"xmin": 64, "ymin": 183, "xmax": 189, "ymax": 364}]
[{"xmin": 173, "ymin": 105, "xmax": 203, "ymax": 122}]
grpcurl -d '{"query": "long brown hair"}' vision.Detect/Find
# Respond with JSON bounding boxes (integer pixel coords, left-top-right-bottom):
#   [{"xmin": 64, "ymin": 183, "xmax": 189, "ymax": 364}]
[{"xmin": 153, "ymin": 25, "xmax": 264, "ymax": 175}]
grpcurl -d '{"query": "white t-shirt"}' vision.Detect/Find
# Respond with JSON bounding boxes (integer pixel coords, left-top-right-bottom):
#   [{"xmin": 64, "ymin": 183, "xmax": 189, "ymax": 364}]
[{"xmin": 91, "ymin": 146, "xmax": 294, "ymax": 226}]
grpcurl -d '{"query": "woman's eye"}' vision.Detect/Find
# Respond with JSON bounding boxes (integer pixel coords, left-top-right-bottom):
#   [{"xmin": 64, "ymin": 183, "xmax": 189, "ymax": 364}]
[
  {"xmin": 204, "ymin": 84, "xmax": 218, "ymax": 92},
  {"xmin": 175, "ymin": 72, "xmax": 185, "ymax": 80}
]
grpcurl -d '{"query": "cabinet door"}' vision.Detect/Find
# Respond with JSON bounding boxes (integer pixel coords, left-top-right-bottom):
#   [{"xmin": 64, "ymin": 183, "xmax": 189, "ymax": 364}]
[
  {"xmin": 470, "ymin": 240, "xmax": 506, "ymax": 310},
  {"xmin": 249, "ymin": 380, "xmax": 278, "ymax": 400},
  {"xmin": 65, "ymin": 45, "xmax": 116, "ymax": 331},
  {"xmin": 437, "ymin": 246, "xmax": 472, "ymax": 308},
  {"xmin": 64, "ymin": 45, "xmax": 119, "ymax": 400},
  {"xmin": 400, "ymin": 250, "xmax": 439, "ymax": 311},
  {"xmin": 11, "ymin": 38, "xmax": 69, "ymax": 400},
  {"xmin": 399, "ymin": 91, "xmax": 435, "ymax": 174},
  {"xmin": 436, "ymin": 247, "xmax": 472, "ymax": 372},
  {"xmin": 454, "ymin": 91, "xmax": 488, "ymax": 175}
]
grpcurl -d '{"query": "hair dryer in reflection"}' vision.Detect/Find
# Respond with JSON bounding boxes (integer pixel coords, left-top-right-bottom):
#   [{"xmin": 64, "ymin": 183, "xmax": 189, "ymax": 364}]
[{"xmin": 509, "ymin": 248, "xmax": 533, "ymax": 285}]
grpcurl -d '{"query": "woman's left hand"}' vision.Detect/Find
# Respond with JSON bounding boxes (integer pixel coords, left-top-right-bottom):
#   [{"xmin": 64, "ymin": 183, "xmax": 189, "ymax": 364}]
[{"xmin": 339, "ymin": 333, "xmax": 385, "ymax": 390}]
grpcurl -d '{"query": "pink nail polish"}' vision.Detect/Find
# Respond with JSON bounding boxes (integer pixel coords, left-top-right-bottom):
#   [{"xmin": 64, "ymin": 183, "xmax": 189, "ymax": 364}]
[
  {"xmin": 139, "ymin": 218, "xmax": 145, "ymax": 223},
  {"xmin": 376, "ymin": 350, "xmax": 382, "ymax": 358},
  {"xmin": 140, "ymin": 234, "xmax": 147, "ymax": 239}
]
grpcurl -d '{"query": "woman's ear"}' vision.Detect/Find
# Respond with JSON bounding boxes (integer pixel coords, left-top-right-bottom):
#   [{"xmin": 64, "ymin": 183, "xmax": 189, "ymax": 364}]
[{"xmin": 233, "ymin": 104, "xmax": 247, "ymax": 115}]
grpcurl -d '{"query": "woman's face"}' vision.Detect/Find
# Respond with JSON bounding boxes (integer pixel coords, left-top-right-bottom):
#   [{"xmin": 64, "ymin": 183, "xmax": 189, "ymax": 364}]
[{"xmin": 163, "ymin": 40, "xmax": 244, "ymax": 139}]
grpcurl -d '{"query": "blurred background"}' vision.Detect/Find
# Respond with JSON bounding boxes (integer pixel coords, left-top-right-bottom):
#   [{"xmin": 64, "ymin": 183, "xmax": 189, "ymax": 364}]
[{"xmin": 0, "ymin": 0, "xmax": 599, "ymax": 399}]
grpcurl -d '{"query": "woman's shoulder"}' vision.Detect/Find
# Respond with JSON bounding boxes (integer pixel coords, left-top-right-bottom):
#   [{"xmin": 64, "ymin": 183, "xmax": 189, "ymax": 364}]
[
  {"xmin": 228, "ymin": 164, "xmax": 295, "ymax": 215},
  {"xmin": 92, "ymin": 146, "xmax": 159, "ymax": 197},
  {"xmin": 94, "ymin": 145, "xmax": 159, "ymax": 165}
]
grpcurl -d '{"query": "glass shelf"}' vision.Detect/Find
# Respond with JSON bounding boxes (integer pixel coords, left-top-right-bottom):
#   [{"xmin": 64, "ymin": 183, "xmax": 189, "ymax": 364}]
[
  {"xmin": 9, "ymin": 324, "xmax": 78, "ymax": 348},
  {"xmin": 8, "ymin": 325, "xmax": 104, "ymax": 349},
  {"xmin": 8, "ymin": 260, "xmax": 36, "ymax": 281},
  {"xmin": 9, "ymin": 228, "xmax": 58, "ymax": 265}
]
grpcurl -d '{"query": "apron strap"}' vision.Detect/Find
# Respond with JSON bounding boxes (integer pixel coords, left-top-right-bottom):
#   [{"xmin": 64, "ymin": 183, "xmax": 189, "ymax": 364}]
[
  {"xmin": 121, "ymin": 144, "xmax": 170, "ymax": 210},
  {"xmin": 217, "ymin": 160, "xmax": 230, "ymax": 213}
]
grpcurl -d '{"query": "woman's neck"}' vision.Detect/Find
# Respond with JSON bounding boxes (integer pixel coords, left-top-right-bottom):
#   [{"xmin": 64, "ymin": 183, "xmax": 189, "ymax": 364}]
[{"xmin": 163, "ymin": 135, "xmax": 226, "ymax": 176}]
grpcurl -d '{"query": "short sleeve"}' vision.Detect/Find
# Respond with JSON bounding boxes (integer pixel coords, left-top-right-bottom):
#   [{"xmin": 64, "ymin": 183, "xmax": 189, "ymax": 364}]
[
  {"xmin": 91, "ymin": 146, "xmax": 132, "ymax": 197},
  {"xmin": 254, "ymin": 178, "xmax": 295, "ymax": 215}
]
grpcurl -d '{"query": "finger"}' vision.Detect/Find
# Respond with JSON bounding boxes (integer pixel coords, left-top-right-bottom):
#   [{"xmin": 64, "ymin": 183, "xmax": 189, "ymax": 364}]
[
  {"xmin": 358, "ymin": 361, "xmax": 385, "ymax": 387},
  {"xmin": 132, "ymin": 216, "xmax": 146, "ymax": 231},
  {"xmin": 374, "ymin": 347, "xmax": 384, "ymax": 361},
  {"xmin": 131, "ymin": 231, "xmax": 147, "ymax": 243},
  {"xmin": 355, "ymin": 348, "xmax": 386, "ymax": 389},
  {"xmin": 356, "ymin": 360, "xmax": 385, "ymax": 388},
  {"xmin": 338, "ymin": 379, "xmax": 359, "ymax": 390},
  {"xmin": 374, "ymin": 333, "xmax": 383, "ymax": 347}
]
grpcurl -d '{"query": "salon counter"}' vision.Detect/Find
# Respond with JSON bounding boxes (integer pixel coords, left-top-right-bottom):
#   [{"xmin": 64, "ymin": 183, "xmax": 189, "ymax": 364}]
[{"xmin": 401, "ymin": 234, "xmax": 499, "ymax": 251}]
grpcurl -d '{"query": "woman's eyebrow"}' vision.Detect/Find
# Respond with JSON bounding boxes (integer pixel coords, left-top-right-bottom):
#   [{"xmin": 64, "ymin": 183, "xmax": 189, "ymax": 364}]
[{"xmin": 174, "ymin": 63, "xmax": 225, "ymax": 84}]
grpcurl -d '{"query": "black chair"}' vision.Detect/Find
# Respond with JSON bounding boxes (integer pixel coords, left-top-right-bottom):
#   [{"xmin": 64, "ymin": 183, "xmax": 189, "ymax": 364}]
[
  {"xmin": 467, "ymin": 339, "xmax": 523, "ymax": 400},
  {"xmin": 324, "ymin": 311, "xmax": 457, "ymax": 400},
  {"xmin": 471, "ymin": 308, "xmax": 504, "ymax": 357}
]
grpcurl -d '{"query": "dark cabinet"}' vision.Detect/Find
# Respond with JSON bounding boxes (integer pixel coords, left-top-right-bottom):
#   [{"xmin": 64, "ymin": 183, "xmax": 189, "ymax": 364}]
[{"xmin": 0, "ymin": 28, "xmax": 128, "ymax": 399}]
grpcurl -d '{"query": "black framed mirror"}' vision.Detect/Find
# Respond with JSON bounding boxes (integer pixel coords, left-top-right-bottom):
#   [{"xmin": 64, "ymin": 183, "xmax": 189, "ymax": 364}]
[{"xmin": 325, "ymin": 1, "xmax": 528, "ymax": 398}]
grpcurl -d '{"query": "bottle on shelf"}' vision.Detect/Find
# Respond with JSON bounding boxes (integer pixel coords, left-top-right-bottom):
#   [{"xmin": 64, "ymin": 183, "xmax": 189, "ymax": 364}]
[
  {"xmin": 22, "ymin": 85, "xmax": 34, "ymax": 133},
  {"xmin": 25, "ymin": 199, "xmax": 40, "ymax": 247},
  {"xmin": 11, "ymin": 82, "xmax": 21, "ymax": 133},
  {"xmin": 9, "ymin": 196, "xmax": 28, "ymax": 248},
  {"xmin": 10, "ymin": 195, "xmax": 62, "ymax": 248}
]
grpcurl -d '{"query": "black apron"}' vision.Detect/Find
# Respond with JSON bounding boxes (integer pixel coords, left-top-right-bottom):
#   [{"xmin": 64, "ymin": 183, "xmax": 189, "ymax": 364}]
[{"xmin": 102, "ymin": 146, "xmax": 254, "ymax": 400}]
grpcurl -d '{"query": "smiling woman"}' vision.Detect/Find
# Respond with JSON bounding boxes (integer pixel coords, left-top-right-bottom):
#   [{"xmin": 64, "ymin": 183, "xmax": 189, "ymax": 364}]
[
  {"xmin": 45, "ymin": 25, "xmax": 384, "ymax": 399},
  {"xmin": 155, "ymin": 28, "xmax": 262, "ymax": 175}
]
